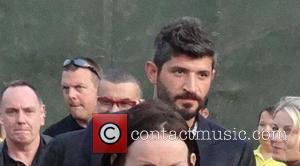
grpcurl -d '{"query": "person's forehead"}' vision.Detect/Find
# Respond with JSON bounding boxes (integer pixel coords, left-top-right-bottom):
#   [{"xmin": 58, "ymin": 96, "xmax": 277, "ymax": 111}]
[
  {"xmin": 99, "ymin": 81, "xmax": 140, "ymax": 99},
  {"xmin": 61, "ymin": 68, "xmax": 94, "ymax": 84},
  {"xmin": 128, "ymin": 137, "xmax": 189, "ymax": 162},
  {"xmin": 163, "ymin": 55, "xmax": 214, "ymax": 70},
  {"xmin": 260, "ymin": 111, "xmax": 273, "ymax": 121},
  {"xmin": 274, "ymin": 111, "xmax": 293, "ymax": 126},
  {"xmin": 1, "ymin": 86, "xmax": 39, "ymax": 107}
]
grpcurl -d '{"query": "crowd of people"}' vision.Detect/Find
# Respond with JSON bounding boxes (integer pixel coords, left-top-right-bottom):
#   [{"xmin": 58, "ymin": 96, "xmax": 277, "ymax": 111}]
[{"xmin": 0, "ymin": 16, "xmax": 299, "ymax": 166}]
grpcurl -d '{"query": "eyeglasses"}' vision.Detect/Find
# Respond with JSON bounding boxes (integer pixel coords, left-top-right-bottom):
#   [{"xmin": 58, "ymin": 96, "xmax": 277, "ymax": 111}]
[
  {"xmin": 63, "ymin": 58, "xmax": 100, "ymax": 79},
  {"xmin": 98, "ymin": 97, "xmax": 138, "ymax": 111}
]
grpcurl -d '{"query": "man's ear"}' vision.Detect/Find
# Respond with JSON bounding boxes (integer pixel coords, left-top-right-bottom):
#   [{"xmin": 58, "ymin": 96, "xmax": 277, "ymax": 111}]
[
  {"xmin": 211, "ymin": 69, "xmax": 216, "ymax": 80},
  {"xmin": 190, "ymin": 153, "xmax": 197, "ymax": 166},
  {"xmin": 0, "ymin": 115, "xmax": 3, "ymax": 125},
  {"xmin": 40, "ymin": 104, "xmax": 46, "ymax": 126},
  {"xmin": 0, "ymin": 107, "xmax": 4, "ymax": 125},
  {"xmin": 145, "ymin": 61, "xmax": 159, "ymax": 84}
]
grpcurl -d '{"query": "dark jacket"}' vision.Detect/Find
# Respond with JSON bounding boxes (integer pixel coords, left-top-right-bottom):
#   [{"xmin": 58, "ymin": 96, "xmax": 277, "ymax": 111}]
[
  {"xmin": 43, "ymin": 114, "xmax": 84, "ymax": 137},
  {"xmin": 196, "ymin": 115, "xmax": 256, "ymax": 166},
  {"xmin": 40, "ymin": 115, "xmax": 255, "ymax": 166},
  {"xmin": 39, "ymin": 122, "xmax": 102, "ymax": 166},
  {"xmin": 0, "ymin": 135, "xmax": 52, "ymax": 166}
]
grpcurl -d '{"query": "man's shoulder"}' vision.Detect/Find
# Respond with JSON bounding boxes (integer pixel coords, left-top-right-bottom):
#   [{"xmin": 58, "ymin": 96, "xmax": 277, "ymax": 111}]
[
  {"xmin": 43, "ymin": 115, "xmax": 77, "ymax": 137},
  {"xmin": 41, "ymin": 134, "xmax": 53, "ymax": 144},
  {"xmin": 39, "ymin": 129, "xmax": 89, "ymax": 166},
  {"xmin": 196, "ymin": 116, "xmax": 255, "ymax": 165},
  {"xmin": 55, "ymin": 128, "xmax": 87, "ymax": 142},
  {"xmin": 200, "ymin": 117, "xmax": 250, "ymax": 141}
]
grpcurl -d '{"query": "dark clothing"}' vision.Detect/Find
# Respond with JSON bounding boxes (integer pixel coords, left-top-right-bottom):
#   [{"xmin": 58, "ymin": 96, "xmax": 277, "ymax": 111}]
[
  {"xmin": 43, "ymin": 114, "xmax": 84, "ymax": 137},
  {"xmin": 0, "ymin": 135, "xmax": 52, "ymax": 166},
  {"xmin": 39, "ymin": 122, "xmax": 102, "ymax": 166},
  {"xmin": 196, "ymin": 115, "xmax": 256, "ymax": 166},
  {"xmin": 40, "ymin": 115, "xmax": 255, "ymax": 166}
]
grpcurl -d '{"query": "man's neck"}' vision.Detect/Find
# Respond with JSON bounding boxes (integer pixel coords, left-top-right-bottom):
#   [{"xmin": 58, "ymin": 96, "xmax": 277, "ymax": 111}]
[
  {"xmin": 187, "ymin": 117, "xmax": 196, "ymax": 128},
  {"xmin": 6, "ymin": 136, "xmax": 41, "ymax": 166},
  {"xmin": 76, "ymin": 119, "xmax": 88, "ymax": 128}
]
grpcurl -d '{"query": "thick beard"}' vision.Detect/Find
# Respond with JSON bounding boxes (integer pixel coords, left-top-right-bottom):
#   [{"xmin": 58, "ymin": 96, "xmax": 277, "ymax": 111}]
[{"xmin": 156, "ymin": 79, "xmax": 204, "ymax": 121}]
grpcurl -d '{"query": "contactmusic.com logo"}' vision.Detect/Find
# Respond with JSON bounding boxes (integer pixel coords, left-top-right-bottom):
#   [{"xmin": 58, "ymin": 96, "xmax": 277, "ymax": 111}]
[{"xmin": 92, "ymin": 113, "xmax": 128, "ymax": 153}]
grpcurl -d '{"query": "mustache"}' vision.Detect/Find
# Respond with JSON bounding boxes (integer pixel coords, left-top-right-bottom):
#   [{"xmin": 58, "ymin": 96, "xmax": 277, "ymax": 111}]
[{"xmin": 174, "ymin": 92, "xmax": 202, "ymax": 102}]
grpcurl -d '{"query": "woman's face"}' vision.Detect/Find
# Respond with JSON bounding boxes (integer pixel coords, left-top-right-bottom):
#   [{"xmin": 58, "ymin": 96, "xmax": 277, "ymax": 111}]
[
  {"xmin": 271, "ymin": 110, "xmax": 300, "ymax": 162},
  {"xmin": 258, "ymin": 111, "xmax": 273, "ymax": 147},
  {"xmin": 124, "ymin": 135, "xmax": 196, "ymax": 166}
]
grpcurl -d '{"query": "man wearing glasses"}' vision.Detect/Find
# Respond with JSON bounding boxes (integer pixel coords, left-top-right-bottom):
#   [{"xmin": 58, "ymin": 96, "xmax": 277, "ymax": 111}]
[
  {"xmin": 43, "ymin": 57, "xmax": 102, "ymax": 137},
  {"xmin": 98, "ymin": 68, "xmax": 143, "ymax": 113},
  {"xmin": 40, "ymin": 68, "xmax": 142, "ymax": 166}
]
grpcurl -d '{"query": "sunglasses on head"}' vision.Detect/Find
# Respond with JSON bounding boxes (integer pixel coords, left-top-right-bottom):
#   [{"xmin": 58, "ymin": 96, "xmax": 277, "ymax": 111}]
[{"xmin": 63, "ymin": 58, "xmax": 100, "ymax": 79}]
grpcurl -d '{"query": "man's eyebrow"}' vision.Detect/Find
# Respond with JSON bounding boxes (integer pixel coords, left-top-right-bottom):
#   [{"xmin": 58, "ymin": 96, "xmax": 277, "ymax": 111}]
[
  {"xmin": 5, "ymin": 107, "xmax": 18, "ymax": 111},
  {"xmin": 169, "ymin": 66, "xmax": 188, "ymax": 71},
  {"xmin": 138, "ymin": 160, "xmax": 156, "ymax": 166}
]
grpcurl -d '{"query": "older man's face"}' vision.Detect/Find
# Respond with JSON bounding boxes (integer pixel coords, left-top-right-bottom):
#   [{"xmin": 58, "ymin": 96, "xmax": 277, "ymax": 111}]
[{"xmin": 0, "ymin": 86, "xmax": 45, "ymax": 145}]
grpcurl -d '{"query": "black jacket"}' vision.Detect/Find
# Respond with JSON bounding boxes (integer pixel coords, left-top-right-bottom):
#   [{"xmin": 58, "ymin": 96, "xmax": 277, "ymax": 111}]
[
  {"xmin": 43, "ymin": 114, "xmax": 84, "ymax": 137},
  {"xmin": 196, "ymin": 115, "xmax": 256, "ymax": 166},
  {"xmin": 39, "ymin": 123, "xmax": 102, "ymax": 166}
]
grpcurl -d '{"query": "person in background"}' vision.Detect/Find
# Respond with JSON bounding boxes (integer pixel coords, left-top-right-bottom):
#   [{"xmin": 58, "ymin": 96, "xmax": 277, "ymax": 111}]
[
  {"xmin": 40, "ymin": 68, "xmax": 143, "ymax": 166},
  {"xmin": 98, "ymin": 68, "xmax": 143, "ymax": 113},
  {"xmin": 254, "ymin": 106, "xmax": 286, "ymax": 166},
  {"xmin": 43, "ymin": 57, "xmax": 102, "ymax": 137},
  {"xmin": 102, "ymin": 100, "xmax": 199, "ymax": 166},
  {"xmin": 0, "ymin": 80, "xmax": 51, "ymax": 166},
  {"xmin": 271, "ymin": 96, "xmax": 300, "ymax": 166},
  {"xmin": 145, "ymin": 16, "xmax": 255, "ymax": 165}
]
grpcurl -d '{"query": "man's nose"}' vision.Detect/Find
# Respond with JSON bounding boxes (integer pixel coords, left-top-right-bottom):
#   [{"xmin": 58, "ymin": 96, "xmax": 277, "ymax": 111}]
[
  {"xmin": 16, "ymin": 111, "xmax": 26, "ymax": 124},
  {"xmin": 67, "ymin": 88, "xmax": 77, "ymax": 99},
  {"xmin": 183, "ymin": 74, "xmax": 197, "ymax": 93},
  {"xmin": 110, "ymin": 104, "xmax": 121, "ymax": 113}
]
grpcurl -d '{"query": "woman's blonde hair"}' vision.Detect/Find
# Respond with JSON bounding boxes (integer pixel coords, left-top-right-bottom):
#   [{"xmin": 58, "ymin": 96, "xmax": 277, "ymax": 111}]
[{"xmin": 275, "ymin": 96, "xmax": 300, "ymax": 128}]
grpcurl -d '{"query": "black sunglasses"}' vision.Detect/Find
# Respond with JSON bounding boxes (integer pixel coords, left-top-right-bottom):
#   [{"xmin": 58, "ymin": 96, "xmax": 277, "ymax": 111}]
[{"xmin": 63, "ymin": 58, "xmax": 100, "ymax": 79}]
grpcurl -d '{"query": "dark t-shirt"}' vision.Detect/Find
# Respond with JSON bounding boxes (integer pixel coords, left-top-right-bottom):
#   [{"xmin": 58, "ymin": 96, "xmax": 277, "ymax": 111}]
[
  {"xmin": 43, "ymin": 114, "xmax": 84, "ymax": 137},
  {"xmin": 0, "ymin": 135, "xmax": 52, "ymax": 166}
]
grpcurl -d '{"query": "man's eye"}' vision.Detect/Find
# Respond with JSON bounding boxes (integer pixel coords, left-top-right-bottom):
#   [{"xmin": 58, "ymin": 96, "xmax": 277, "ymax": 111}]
[
  {"xmin": 25, "ymin": 109, "xmax": 35, "ymax": 114},
  {"xmin": 62, "ymin": 86, "xmax": 69, "ymax": 93},
  {"xmin": 272, "ymin": 126, "xmax": 279, "ymax": 131},
  {"xmin": 198, "ymin": 72, "xmax": 209, "ymax": 78},
  {"xmin": 75, "ymin": 85, "xmax": 85, "ymax": 91},
  {"xmin": 173, "ymin": 70, "xmax": 185, "ymax": 76},
  {"xmin": 6, "ymin": 109, "xmax": 16, "ymax": 114}
]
